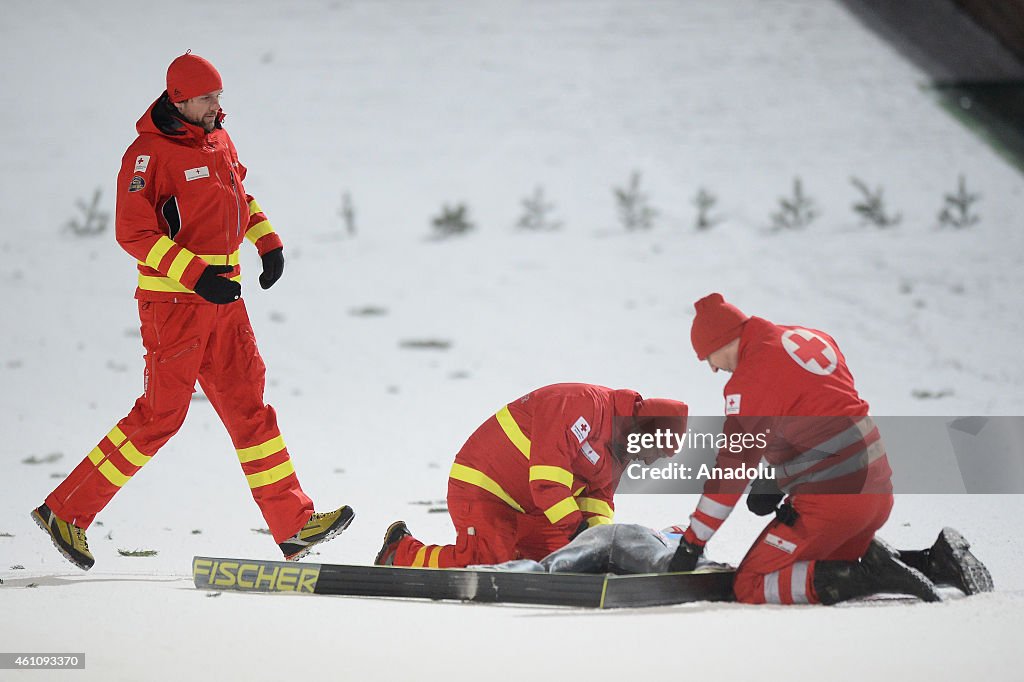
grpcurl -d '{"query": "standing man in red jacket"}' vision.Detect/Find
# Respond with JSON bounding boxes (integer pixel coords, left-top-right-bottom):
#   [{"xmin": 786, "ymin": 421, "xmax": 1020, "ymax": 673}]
[
  {"xmin": 32, "ymin": 53, "xmax": 353, "ymax": 570},
  {"xmin": 375, "ymin": 383, "xmax": 688, "ymax": 568},
  {"xmin": 667, "ymin": 293, "xmax": 992, "ymax": 604}
]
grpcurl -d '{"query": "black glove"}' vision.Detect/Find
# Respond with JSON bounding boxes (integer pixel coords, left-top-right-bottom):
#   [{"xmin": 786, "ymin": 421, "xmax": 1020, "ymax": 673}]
[
  {"xmin": 747, "ymin": 476, "xmax": 784, "ymax": 516},
  {"xmin": 193, "ymin": 264, "xmax": 240, "ymax": 304},
  {"xmin": 259, "ymin": 247, "xmax": 284, "ymax": 289},
  {"xmin": 568, "ymin": 519, "xmax": 589, "ymax": 542},
  {"xmin": 775, "ymin": 501, "xmax": 799, "ymax": 527},
  {"xmin": 668, "ymin": 536, "xmax": 704, "ymax": 572}
]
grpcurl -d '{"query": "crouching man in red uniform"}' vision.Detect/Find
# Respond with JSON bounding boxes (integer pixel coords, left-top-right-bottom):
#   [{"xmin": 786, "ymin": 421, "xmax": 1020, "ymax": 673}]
[
  {"xmin": 31, "ymin": 53, "xmax": 353, "ymax": 570},
  {"xmin": 375, "ymin": 383, "xmax": 688, "ymax": 568},
  {"xmin": 667, "ymin": 293, "xmax": 992, "ymax": 604}
]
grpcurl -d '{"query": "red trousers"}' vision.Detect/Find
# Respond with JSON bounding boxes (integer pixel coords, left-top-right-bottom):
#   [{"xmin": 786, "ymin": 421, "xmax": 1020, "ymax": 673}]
[
  {"xmin": 393, "ymin": 487, "xmax": 569, "ymax": 568},
  {"xmin": 45, "ymin": 300, "xmax": 313, "ymax": 543},
  {"xmin": 732, "ymin": 493, "xmax": 893, "ymax": 604}
]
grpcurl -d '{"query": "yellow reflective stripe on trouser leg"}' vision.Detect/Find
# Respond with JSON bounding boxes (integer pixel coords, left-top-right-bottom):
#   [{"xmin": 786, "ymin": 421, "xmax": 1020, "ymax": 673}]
[
  {"xmin": 543, "ymin": 496, "xmax": 580, "ymax": 524},
  {"xmin": 587, "ymin": 515, "xmax": 613, "ymax": 527},
  {"xmin": 107, "ymin": 425, "xmax": 153, "ymax": 468},
  {"xmin": 411, "ymin": 546, "xmax": 428, "ymax": 567},
  {"xmin": 495, "ymin": 405, "xmax": 530, "ymax": 459},
  {"xmin": 448, "ymin": 463, "xmax": 525, "ymax": 513},
  {"xmin": 529, "ymin": 465, "xmax": 573, "ymax": 488},
  {"xmin": 427, "ymin": 546, "xmax": 442, "ymax": 568},
  {"xmin": 85, "ymin": 426, "xmax": 149, "ymax": 487},
  {"xmin": 86, "ymin": 441, "xmax": 130, "ymax": 488},
  {"xmin": 246, "ymin": 460, "xmax": 295, "ymax": 488},
  {"xmin": 237, "ymin": 435, "xmax": 287, "ymax": 463}
]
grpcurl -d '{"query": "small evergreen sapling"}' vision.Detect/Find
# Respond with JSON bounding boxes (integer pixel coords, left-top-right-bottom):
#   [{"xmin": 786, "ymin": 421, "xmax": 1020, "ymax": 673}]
[
  {"xmin": 516, "ymin": 186, "xmax": 562, "ymax": 231},
  {"xmin": 850, "ymin": 177, "xmax": 901, "ymax": 228},
  {"xmin": 770, "ymin": 177, "xmax": 818, "ymax": 231},
  {"xmin": 339, "ymin": 191, "xmax": 356, "ymax": 237},
  {"xmin": 937, "ymin": 175, "xmax": 980, "ymax": 229},
  {"xmin": 693, "ymin": 187, "xmax": 721, "ymax": 231},
  {"xmin": 614, "ymin": 171, "xmax": 657, "ymax": 231},
  {"xmin": 66, "ymin": 188, "xmax": 109, "ymax": 236},
  {"xmin": 431, "ymin": 203, "xmax": 475, "ymax": 237}
]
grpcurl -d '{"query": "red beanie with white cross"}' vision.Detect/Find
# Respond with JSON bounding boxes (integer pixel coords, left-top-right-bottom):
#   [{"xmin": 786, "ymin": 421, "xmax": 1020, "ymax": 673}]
[{"xmin": 690, "ymin": 293, "xmax": 749, "ymax": 360}]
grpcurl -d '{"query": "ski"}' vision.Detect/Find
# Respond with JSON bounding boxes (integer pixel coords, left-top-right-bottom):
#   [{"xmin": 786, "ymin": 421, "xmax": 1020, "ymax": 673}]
[{"xmin": 192, "ymin": 556, "xmax": 735, "ymax": 608}]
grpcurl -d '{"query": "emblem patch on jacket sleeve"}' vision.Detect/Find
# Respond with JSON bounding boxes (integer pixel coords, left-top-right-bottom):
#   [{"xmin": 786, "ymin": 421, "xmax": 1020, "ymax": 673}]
[
  {"xmin": 134, "ymin": 155, "xmax": 150, "ymax": 173},
  {"xmin": 128, "ymin": 175, "xmax": 146, "ymax": 192},
  {"xmin": 184, "ymin": 166, "xmax": 210, "ymax": 181},
  {"xmin": 571, "ymin": 416, "xmax": 591, "ymax": 443},
  {"xmin": 725, "ymin": 394, "xmax": 741, "ymax": 415},
  {"xmin": 579, "ymin": 440, "xmax": 600, "ymax": 465}
]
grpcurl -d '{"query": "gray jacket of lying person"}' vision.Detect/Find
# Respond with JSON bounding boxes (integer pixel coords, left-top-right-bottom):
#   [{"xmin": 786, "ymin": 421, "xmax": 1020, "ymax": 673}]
[{"xmin": 472, "ymin": 524, "xmax": 728, "ymax": 574}]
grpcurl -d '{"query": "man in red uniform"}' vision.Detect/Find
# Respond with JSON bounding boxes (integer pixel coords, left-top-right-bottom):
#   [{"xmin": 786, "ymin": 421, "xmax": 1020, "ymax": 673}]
[
  {"xmin": 667, "ymin": 293, "xmax": 992, "ymax": 604},
  {"xmin": 31, "ymin": 53, "xmax": 352, "ymax": 570},
  {"xmin": 374, "ymin": 383, "xmax": 688, "ymax": 568}
]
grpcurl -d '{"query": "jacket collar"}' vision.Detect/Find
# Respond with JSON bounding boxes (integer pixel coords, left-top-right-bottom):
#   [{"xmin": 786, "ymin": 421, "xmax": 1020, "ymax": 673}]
[{"xmin": 136, "ymin": 92, "xmax": 226, "ymax": 145}]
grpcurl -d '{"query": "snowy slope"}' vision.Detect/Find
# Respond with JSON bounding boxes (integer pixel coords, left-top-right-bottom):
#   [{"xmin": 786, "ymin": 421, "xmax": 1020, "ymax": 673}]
[{"xmin": 2, "ymin": 1, "xmax": 1023, "ymax": 680}]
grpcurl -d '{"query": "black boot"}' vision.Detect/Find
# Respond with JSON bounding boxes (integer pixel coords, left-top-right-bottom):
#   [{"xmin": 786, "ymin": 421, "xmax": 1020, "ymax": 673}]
[
  {"xmin": 813, "ymin": 538, "xmax": 942, "ymax": 605},
  {"xmin": 898, "ymin": 528, "xmax": 993, "ymax": 595}
]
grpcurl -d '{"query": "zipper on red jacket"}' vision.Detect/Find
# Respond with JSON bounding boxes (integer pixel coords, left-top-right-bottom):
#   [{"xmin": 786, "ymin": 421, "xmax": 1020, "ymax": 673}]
[{"xmin": 229, "ymin": 170, "xmax": 242, "ymax": 237}]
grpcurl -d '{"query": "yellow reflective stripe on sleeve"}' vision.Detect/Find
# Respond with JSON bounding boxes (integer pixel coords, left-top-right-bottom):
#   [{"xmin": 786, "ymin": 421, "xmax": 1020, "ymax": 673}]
[
  {"xmin": 449, "ymin": 463, "xmax": 525, "ymax": 513},
  {"xmin": 573, "ymin": 486, "xmax": 585, "ymax": 497},
  {"xmin": 495, "ymin": 406, "xmax": 530, "ymax": 459},
  {"xmin": 87, "ymin": 445, "xmax": 104, "ymax": 466},
  {"xmin": 144, "ymin": 236, "xmax": 176, "ymax": 270},
  {"xmin": 237, "ymin": 435, "xmax": 287, "ymax": 463},
  {"xmin": 587, "ymin": 515, "xmax": 613, "ymax": 527},
  {"xmin": 427, "ymin": 546, "xmax": 442, "ymax": 568},
  {"xmin": 529, "ymin": 465, "xmax": 573, "ymax": 488},
  {"xmin": 138, "ymin": 274, "xmax": 192, "ymax": 293},
  {"xmin": 167, "ymin": 248, "xmax": 197, "ymax": 282},
  {"xmin": 543, "ymin": 496, "xmax": 580, "ymax": 524},
  {"xmin": 246, "ymin": 460, "xmax": 295, "ymax": 489},
  {"xmin": 248, "ymin": 198, "xmax": 263, "ymax": 216},
  {"xmin": 578, "ymin": 497, "xmax": 614, "ymax": 519},
  {"xmin": 411, "ymin": 546, "xmax": 428, "ymax": 568},
  {"xmin": 245, "ymin": 220, "xmax": 275, "ymax": 243}
]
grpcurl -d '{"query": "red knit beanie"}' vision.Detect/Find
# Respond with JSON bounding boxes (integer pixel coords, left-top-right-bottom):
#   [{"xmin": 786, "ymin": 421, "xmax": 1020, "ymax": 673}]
[
  {"xmin": 633, "ymin": 398, "xmax": 688, "ymax": 455},
  {"xmin": 690, "ymin": 293, "xmax": 749, "ymax": 360},
  {"xmin": 166, "ymin": 52, "xmax": 222, "ymax": 103},
  {"xmin": 635, "ymin": 398, "xmax": 688, "ymax": 430}
]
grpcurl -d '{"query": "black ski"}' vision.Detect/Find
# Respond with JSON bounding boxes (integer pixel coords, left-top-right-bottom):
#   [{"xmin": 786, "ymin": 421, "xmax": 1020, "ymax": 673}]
[{"xmin": 192, "ymin": 556, "xmax": 735, "ymax": 608}]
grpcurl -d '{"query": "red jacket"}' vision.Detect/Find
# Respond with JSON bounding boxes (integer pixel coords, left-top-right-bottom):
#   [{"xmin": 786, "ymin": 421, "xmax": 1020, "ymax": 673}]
[
  {"xmin": 115, "ymin": 94, "xmax": 282, "ymax": 303},
  {"xmin": 683, "ymin": 317, "xmax": 893, "ymax": 547},
  {"xmin": 449, "ymin": 383, "xmax": 640, "ymax": 537}
]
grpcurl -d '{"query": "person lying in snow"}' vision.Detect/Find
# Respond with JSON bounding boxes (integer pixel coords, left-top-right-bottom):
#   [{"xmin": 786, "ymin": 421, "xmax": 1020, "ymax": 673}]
[{"xmin": 476, "ymin": 522, "xmax": 992, "ymax": 604}]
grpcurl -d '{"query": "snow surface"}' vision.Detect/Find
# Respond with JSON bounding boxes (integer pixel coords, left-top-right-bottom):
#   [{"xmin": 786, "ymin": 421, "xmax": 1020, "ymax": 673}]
[{"xmin": 2, "ymin": 1, "xmax": 1023, "ymax": 680}]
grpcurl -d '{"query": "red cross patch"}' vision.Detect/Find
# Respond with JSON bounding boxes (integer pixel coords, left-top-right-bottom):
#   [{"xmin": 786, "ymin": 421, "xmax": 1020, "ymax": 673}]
[{"xmin": 781, "ymin": 329, "xmax": 838, "ymax": 375}]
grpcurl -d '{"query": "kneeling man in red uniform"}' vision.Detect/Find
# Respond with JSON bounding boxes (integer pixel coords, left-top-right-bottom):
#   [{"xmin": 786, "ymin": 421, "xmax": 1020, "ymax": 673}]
[
  {"xmin": 375, "ymin": 383, "xmax": 687, "ymax": 568},
  {"xmin": 666, "ymin": 293, "xmax": 992, "ymax": 604}
]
